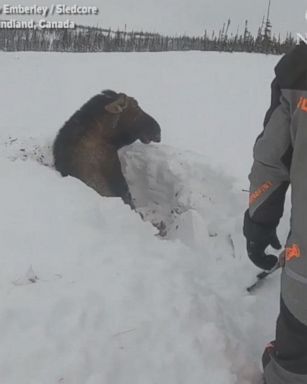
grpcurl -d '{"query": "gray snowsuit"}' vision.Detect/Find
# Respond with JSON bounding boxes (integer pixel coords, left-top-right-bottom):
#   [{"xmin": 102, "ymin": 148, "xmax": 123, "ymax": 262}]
[{"xmin": 248, "ymin": 43, "xmax": 307, "ymax": 383}]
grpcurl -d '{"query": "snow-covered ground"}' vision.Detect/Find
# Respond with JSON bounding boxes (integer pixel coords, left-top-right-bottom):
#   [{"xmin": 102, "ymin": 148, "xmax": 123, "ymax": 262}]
[{"xmin": 0, "ymin": 52, "xmax": 290, "ymax": 384}]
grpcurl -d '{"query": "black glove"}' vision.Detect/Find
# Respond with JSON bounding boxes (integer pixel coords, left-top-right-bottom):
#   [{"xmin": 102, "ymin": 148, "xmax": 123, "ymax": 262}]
[{"xmin": 243, "ymin": 210, "xmax": 281, "ymax": 270}]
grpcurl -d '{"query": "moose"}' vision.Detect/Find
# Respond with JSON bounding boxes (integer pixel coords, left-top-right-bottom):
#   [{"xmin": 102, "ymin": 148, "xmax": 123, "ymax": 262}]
[{"xmin": 53, "ymin": 90, "xmax": 161, "ymax": 208}]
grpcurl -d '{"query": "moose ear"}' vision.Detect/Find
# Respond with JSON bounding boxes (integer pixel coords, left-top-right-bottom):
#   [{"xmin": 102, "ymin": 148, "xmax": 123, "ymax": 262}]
[{"xmin": 105, "ymin": 94, "xmax": 128, "ymax": 114}]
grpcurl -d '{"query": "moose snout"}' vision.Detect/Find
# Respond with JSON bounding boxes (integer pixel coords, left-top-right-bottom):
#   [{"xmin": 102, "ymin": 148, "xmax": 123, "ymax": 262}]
[
  {"xmin": 136, "ymin": 112, "xmax": 161, "ymax": 144},
  {"xmin": 152, "ymin": 131, "xmax": 161, "ymax": 143},
  {"xmin": 149, "ymin": 119, "xmax": 161, "ymax": 143}
]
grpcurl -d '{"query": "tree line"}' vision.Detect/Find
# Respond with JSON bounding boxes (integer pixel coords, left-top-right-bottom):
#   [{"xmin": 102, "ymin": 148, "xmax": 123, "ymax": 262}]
[{"xmin": 0, "ymin": 19, "xmax": 296, "ymax": 54}]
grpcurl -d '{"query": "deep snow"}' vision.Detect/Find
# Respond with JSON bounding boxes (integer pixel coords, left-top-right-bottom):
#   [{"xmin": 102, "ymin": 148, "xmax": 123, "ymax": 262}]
[{"xmin": 0, "ymin": 52, "xmax": 290, "ymax": 384}]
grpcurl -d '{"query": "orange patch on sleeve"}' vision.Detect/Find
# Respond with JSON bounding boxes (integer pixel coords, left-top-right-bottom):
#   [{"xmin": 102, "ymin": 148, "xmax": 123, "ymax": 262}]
[
  {"xmin": 297, "ymin": 97, "xmax": 307, "ymax": 112},
  {"xmin": 249, "ymin": 181, "xmax": 273, "ymax": 205},
  {"xmin": 285, "ymin": 244, "xmax": 301, "ymax": 262}
]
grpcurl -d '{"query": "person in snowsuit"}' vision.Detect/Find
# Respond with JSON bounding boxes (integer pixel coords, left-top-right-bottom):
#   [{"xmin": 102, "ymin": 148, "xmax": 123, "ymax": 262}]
[{"xmin": 243, "ymin": 42, "xmax": 307, "ymax": 383}]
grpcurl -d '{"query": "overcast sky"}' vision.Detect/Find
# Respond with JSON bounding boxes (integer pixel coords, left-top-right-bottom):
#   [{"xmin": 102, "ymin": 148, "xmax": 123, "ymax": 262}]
[{"xmin": 2, "ymin": 0, "xmax": 307, "ymax": 36}]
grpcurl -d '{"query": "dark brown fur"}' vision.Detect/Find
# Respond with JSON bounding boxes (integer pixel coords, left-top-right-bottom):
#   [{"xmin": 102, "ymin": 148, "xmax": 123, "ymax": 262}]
[{"xmin": 53, "ymin": 90, "xmax": 161, "ymax": 206}]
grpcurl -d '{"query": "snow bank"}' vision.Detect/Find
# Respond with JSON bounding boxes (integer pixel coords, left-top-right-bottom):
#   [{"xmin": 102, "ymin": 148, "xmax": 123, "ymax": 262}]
[
  {"xmin": 0, "ymin": 144, "xmax": 279, "ymax": 384},
  {"xmin": 0, "ymin": 156, "xmax": 232, "ymax": 384}
]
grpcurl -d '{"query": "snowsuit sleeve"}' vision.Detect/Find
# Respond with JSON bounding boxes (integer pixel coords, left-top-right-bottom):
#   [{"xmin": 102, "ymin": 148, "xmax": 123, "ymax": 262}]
[{"xmin": 248, "ymin": 77, "xmax": 291, "ymax": 226}]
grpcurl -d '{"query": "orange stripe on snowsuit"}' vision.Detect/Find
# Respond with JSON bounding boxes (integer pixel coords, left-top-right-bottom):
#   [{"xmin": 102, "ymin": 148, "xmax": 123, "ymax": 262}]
[
  {"xmin": 249, "ymin": 181, "xmax": 273, "ymax": 205},
  {"xmin": 297, "ymin": 97, "xmax": 307, "ymax": 112},
  {"xmin": 285, "ymin": 244, "xmax": 301, "ymax": 262}
]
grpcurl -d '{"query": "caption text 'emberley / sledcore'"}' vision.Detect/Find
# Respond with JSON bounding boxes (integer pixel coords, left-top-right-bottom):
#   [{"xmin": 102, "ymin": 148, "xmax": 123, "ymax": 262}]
[
  {"xmin": 0, "ymin": 4, "xmax": 99, "ymax": 17},
  {"xmin": 0, "ymin": 4, "xmax": 99, "ymax": 29}
]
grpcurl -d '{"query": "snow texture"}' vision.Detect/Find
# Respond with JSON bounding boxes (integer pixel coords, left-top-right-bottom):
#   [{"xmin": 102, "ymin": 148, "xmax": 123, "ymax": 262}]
[{"xmin": 0, "ymin": 52, "xmax": 289, "ymax": 384}]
